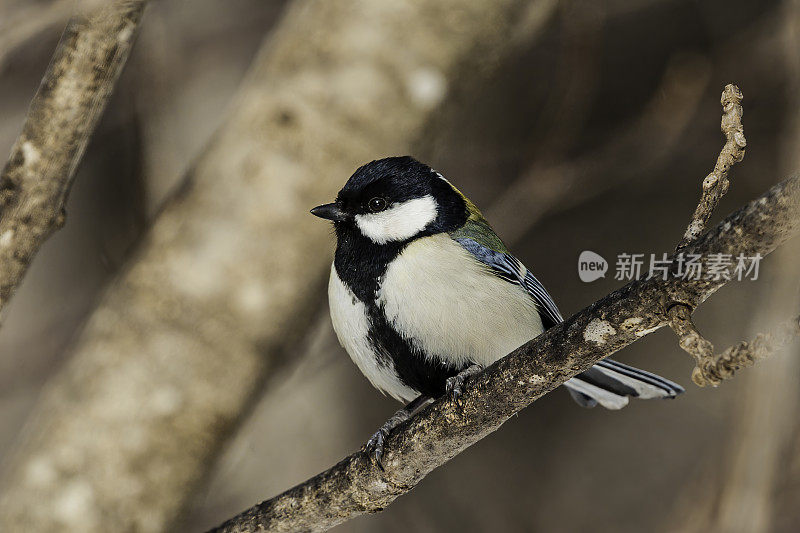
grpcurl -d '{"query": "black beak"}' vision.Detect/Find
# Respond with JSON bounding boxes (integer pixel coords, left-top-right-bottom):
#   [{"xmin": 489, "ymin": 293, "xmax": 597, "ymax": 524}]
[{"xmin": 310, "ymin": 202, "xmax": 347, "ymax": 222}]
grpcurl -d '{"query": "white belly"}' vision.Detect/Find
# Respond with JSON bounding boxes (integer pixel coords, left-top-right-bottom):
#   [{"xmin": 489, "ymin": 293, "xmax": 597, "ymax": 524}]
[
  {"xmin": 328, "ymin": 265, "xmax": 418, "ymax": 402},
  {"xmin": 378, "ymin": 234, "xmax": 544, "ymax": 369}
]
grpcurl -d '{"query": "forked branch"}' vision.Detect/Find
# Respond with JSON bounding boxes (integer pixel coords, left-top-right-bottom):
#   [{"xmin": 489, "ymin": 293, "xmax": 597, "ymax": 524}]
[{"xmin": 668, "ymin": 86, "xmax": 799, "ymax": 385}]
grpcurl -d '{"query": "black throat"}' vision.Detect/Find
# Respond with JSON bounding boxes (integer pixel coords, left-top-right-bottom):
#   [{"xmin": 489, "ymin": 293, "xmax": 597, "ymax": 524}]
[{"xmin": 333, "ymin": 226, "xmax": 406, "ymax": 303}]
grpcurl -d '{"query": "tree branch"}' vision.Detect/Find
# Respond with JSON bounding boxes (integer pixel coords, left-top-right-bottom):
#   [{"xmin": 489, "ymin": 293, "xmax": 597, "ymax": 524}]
[
  {"xmin": 706, "ymin": 314, "xmax": 799, "ymax": 382},
  {"xmin": 667, "ymin": 83, "xmax": 749, "ymax": 384},
  {"xmin": 209, "ymin": 171, "xmax": 799, "ymax": 532},
  {"xmin": 666, "ymin": 85, "xmax": 800, "ymax": 386},
  {"xmin": 0, "ymin": 0, "xmax": 147, "ymax": 314},
  {"xmin": 677, "ymin": 84, "xmax": 746, "ymax": 249}
]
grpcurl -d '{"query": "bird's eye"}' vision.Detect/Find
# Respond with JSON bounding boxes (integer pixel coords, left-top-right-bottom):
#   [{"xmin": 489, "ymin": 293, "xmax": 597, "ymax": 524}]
[{"xmin": 368, "ymin": 197, "xmax": 387, "ymax": 212}]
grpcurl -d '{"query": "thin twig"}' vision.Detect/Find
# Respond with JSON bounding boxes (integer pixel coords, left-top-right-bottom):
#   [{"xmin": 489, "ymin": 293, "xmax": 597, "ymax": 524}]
[
  {"xmin": 209, "ymin": 176, "xmax": 799, "ymax": 533},
  {"xmin": 666, "ymin": 304, "xmax": 714, "ymax": 385},
  {"xmin": 668, "ymin": 84, "xmax": 799, "ymax": 388},
  {"xmin": 0, "ymin": 0, "xmax": 148, "ymax": 316},
  {"xmin": 677, "ymin": 84, "xmax": 746, "ymax": 249},
  {"xmin": 693, "ymin": 314, "xmax": 800, "ymax": 386},
  {"xmin": 668, "ymin": 84, "xmax": 749, "ymax": 382},
  {"xmin": 667, "ymin": 306, "xmax": 800, "ymax": 386}
]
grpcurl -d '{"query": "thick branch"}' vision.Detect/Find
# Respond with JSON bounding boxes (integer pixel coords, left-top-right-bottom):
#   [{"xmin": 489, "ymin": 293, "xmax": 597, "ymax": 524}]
[
  {"xmin": 0, "ymin": 0, "xmax": 147, "ymax": 314},
  {"xmin": 210, "ymin": 176, "xmax": 799, "ymax": 533}
]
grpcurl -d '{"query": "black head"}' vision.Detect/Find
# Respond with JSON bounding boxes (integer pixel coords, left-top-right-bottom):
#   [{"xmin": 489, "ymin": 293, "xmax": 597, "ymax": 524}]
[{"xmin": 310, "ymin": 156, "xmax": 468, "ymax": 244}]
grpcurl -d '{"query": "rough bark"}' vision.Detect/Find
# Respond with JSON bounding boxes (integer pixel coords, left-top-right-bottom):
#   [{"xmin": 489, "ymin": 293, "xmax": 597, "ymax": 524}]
[
  {"xmin": 0, "ymin": 0, "xmax": 147, "ymax": 314},
  {"xmin": 210, "ymin": 176, "xmax": 799, "ymax": 533},
  {"xmin": 0, "ymin": 0, "xmax": 527, "ymax": 531}
]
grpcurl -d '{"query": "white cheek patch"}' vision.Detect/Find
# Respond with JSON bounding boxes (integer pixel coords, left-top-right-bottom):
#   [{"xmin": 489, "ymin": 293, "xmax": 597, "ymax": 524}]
[{"xmin": 355, "ymin": 195, "xmax": 438, "ymax": 244}]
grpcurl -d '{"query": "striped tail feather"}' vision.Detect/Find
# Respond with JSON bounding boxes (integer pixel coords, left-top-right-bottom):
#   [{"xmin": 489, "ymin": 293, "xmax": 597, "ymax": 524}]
[{"xmin": 564, "ymin": 358, "xmax": 684, "ymax": 410}]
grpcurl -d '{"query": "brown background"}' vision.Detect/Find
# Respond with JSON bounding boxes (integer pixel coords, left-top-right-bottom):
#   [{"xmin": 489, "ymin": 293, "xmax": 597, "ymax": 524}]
[{"xmin": 1, "ymin": 1, "xmax": 798, "ymax": 531}]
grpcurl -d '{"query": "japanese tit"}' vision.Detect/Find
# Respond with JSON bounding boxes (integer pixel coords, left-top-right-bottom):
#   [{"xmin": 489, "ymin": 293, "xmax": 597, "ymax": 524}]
[{"xmin": 312, "ymin": 156, "xmax": 683, "ymax": 460}]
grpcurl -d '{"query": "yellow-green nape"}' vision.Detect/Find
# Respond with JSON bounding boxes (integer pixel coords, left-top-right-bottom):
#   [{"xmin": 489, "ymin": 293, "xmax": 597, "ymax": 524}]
[{"xmin": 447, "ymin": 186, "xmax": 508, "ymax": 253}]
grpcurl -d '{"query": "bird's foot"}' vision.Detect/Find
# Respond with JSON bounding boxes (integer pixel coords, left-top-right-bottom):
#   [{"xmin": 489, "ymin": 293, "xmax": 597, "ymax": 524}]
[
  {"xmin": 445, "ymin": 364, "xmax": 483, "ymax": 402},
  {"xmin": 365, "ymin": 426, "xmax": 391, "ymax": 470},
  {"xmin": 364, "ymin": 396, "xmax": 430, "ymax": 470}
]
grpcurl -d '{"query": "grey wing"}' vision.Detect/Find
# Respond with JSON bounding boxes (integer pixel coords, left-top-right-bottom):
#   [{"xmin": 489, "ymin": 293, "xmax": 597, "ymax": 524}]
[
  {"xmin": 455, "ymin": 236, "xmax": 684, "ymax": 409},
  {"xmin": 454, "ymin": 238, "xmax": 563, "ymax": 329}
]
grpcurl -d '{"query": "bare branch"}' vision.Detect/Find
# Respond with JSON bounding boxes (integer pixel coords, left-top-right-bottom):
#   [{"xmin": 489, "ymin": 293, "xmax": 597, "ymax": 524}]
[
  {"xmin": 667, "ymin": 84, "xmax": 752, "ymax": 383},
  {"xmin": 668, "ymin": 305, "xmax": 800, "ymax": 386},
  {"xmin": 667, "ymin": 304, "xmax": 714, "ymax": 384},
  {"xmin": 677, "ymin": 84, "xmax": 746, "ymax": 249},
  {"xmin": 209, "ymin": 175, "xmax": 800, "ymax": 533},
  {"xmin": 0, "ymin": 0, "xmax": 147, "ymax": 315},
  {"xmin": 666, "ymin": 241, "xmax": 800, "ymax": 533},
  {"xmin": 676, "ymin": 312, "xmax": 800, "ymax": 387}
]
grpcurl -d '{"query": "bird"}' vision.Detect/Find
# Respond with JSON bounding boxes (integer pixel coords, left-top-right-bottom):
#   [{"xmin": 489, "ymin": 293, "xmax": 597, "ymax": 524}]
[{"xmin": 311, "ymin": 156, "xmax": 684, "ymax": 465}]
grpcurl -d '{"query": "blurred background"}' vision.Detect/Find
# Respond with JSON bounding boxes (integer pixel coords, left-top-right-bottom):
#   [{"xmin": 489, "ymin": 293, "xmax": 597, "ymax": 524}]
[{"xmin": 0, "ymin": 0, "xmax": 799, "ymax": 532}]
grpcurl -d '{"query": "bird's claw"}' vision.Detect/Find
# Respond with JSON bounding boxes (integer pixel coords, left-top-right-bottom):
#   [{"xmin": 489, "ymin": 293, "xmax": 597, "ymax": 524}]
[
  {"xmin": 445, "ymin": 364, "xmax": 482, "ymax": 403},
  {"xmin": 365, "ymin": 428, "xmax": 389, "ymax": 470},
  {"xmin": 363, "ymin": 395, "xmax": 430, "ymax": 471},
  {"xmin": 445, "ymin": 374, "xmax": 466, "ymax": 400}
]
